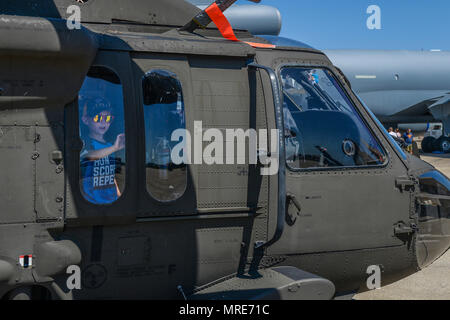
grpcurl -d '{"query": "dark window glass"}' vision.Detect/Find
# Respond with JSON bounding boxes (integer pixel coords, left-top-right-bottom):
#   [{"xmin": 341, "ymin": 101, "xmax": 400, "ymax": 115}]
[
  {"xmin": 143, "ymin": 70, "xmax": 187, "ymax": 202},
  {"xmin": 281, "ymin": 67, "xmax": 386, "ymax": 169},
  {"xmin": 419, "ymin": 175, "xmax": 450, "ymax": 197},
  {"xmin": 78, "ymin": 67, "xmax": 126, "ymax": 204}
]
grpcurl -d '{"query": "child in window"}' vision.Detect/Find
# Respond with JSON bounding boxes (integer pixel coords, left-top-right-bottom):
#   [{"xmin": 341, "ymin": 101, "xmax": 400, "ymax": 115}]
[{"xmin": 80, "ymin": 98, "xmax": 125, "ymax": 204}]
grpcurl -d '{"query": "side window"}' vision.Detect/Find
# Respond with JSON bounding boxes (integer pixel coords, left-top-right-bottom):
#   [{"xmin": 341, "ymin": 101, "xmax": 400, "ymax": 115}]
[
  {"xmin": 281, "ymin": 67, "xmax": 386, "ymax": 169},
  {"xmin": 78, "ymin": 66, "xmax": 126, "ymax": 205},
  {"xmin": 143, "ymin": 69, "xmax": 187, "ymax": 202}
]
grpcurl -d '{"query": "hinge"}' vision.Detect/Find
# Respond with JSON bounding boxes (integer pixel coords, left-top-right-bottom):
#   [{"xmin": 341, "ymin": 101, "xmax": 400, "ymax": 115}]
[
  {"xmin": 394, "ymin": 221, "xmax": 417, "ymax": 236},
  {"xmin": 34, "ymin": 133, "xmax": 41, "ymax": 143},
  {"xmin": 395, "ymin": 176, "xmax": 415, "ymax": 192},
  {"xmin": 286, "ymin": 193, "xmax": 301, "ymax": 225}
]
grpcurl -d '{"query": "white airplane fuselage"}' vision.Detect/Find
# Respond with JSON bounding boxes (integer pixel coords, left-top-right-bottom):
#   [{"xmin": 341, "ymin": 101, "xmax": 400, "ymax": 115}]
[{"xmin": 325, "ymin": 50, "xmax": 450, "ymax": 132}]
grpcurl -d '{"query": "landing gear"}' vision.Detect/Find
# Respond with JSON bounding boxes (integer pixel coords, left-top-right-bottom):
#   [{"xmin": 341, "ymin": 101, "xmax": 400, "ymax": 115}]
[
  {"xmin": 434, "ymin": 136, "xmax": 450, "ymax": 153},
  {"xmin": 421, "ymin": 136, "xmax": 436, "ymax": 153},
  {"xmin": 421, "ymin": 135, "xmax": 450, "ymax": 153}
]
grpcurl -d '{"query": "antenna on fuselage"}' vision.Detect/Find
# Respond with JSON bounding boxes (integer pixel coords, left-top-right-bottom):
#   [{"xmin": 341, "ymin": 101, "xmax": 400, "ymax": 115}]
[{"xmin": 180, "ymin": 0, "xmax": 261, "ymax": 33}]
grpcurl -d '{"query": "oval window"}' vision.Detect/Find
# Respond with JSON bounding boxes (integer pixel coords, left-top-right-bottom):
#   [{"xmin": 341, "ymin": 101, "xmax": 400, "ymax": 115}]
[
  {"xmin": 78, "ymin": 66, "xmax": 126, "ymax": 205},
  {"xmin": 143, "ymin": 70, "xmax": 187, "ymax": 202}
]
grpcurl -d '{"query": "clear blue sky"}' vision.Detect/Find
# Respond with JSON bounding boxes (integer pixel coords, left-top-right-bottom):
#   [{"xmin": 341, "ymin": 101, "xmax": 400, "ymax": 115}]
[{"xmin": 237, "ymin": 0, "xmax": 449, "ymax": 51}]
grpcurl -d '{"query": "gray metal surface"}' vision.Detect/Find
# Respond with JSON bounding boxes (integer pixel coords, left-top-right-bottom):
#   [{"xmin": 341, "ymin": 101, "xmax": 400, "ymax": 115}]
[
  {"xmin": 0, "ymin": 0, "xmax": 448, "ymax": 300},
  {"xmin": 0, "ymin": 0, "xmax": 200, "ymax": 26},
  {"xmin": 192, "ymin": 266, "xmax": 335, "ymax": 300},
  {"xmin": 355, "ymin": 153, "xmax": 450, "ymax": 300},
  {"xmin": 190, "ymin": 1, "xmax": 282, "ymax": 35}
]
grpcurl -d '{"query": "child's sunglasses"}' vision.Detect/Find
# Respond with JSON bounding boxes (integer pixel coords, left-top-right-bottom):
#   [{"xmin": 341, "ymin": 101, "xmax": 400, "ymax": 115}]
[{"xmin": 93, "ymin": 114, "xmax": 114, "ymax": 123}]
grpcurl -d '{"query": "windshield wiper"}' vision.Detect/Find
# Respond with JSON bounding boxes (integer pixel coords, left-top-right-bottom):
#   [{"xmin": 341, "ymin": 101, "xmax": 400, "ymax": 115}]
[
  {"xmin": 283, "ymin": 90, "xmax": 303, "ymax": 112},
  {"xmin": 315, "ymin": 83, "xmax": 340, "ymax": 111},
  {"xmin": 297, "ymin": 74, "xmax": 339, "ymax": 111}
]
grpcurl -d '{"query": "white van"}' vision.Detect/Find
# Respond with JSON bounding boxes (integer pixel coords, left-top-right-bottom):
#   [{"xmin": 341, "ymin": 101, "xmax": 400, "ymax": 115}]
[{"xmin": 424, "ymin": 123, "xmax": 443, "ymax": 139}]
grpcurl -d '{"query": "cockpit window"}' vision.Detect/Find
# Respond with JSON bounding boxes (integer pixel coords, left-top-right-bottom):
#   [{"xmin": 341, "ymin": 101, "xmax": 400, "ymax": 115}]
[
  {"xmin": 78, "ymin": 66, "xmax": 126, "ymax": 205},
  {"xmin": 143, "ymin": 70, "xmax": 187, "ymax": 202},
  {"xmin": 281, "ymin": 67, "xmax": 386, "ymax": 169}
]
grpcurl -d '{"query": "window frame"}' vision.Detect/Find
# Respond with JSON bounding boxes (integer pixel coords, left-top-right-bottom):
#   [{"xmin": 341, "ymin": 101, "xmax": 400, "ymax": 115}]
[
  {"xmin": 141, "ymin": 68, "xmax": 188, "ymax": 204},
  {"xmin": 76, "ymin": 64, "xmax": 128, "ymax": 207},
  {"xmin": 277, "ymin": 64, "xmax": 390, "ymax": 172}
]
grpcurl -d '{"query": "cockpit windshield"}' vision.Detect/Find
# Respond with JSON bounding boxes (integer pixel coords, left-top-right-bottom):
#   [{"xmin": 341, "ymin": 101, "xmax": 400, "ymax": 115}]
[
  {"xmin": 282, "ymin": 68, "xmax": 354, "ymax": 113},
  {"xmin": 280, "ymin": 67, "xmax": 387, "ymax": 169}
]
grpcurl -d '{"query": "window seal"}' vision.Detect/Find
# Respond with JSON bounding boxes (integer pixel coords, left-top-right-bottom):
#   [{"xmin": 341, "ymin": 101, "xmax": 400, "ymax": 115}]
[
  {"xmin": 141, "ymin": 68, "xmax": 188, "ymax": 204},
  {"xmin": 76, "ymin": 65, "xmax": 127, "ymax": 207},
  {"xmin": 276, "ymin": 63, "xmax": 390, "ymax": 173}
]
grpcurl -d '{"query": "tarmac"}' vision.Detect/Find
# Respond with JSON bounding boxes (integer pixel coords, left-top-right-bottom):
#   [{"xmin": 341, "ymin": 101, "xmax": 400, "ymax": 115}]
[{"xmin": 354, "ymin": 152, "xmax": 450, "ymax": 300}]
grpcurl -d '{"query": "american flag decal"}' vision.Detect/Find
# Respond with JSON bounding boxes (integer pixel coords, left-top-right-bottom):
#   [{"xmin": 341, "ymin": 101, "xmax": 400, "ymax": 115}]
[{"xmin": 19, "ymin": 255, "xmax": 33, "ymax": 268}]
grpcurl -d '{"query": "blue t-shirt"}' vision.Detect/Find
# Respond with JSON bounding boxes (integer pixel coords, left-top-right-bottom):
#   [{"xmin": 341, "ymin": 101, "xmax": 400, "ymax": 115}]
[
  {"xmin": 80, "ymin": 138, "xmax": 118, "ymax": 204},
  {"xmin": 403, "ymin": 133, "xmax": 414, "ymax": 145}
]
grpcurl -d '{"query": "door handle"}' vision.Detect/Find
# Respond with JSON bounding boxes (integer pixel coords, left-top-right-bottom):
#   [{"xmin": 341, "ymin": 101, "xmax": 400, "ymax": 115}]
[{"xmin": 395, "ymin": 176, "xmax": 415, "ymax": 192}]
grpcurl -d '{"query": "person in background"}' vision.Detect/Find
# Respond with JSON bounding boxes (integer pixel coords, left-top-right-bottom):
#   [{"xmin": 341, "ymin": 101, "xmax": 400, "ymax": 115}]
[
  {"xmin": 388, "ymin": 127, "xmax": 397, "ymax": 138},
  {"xmin": 395, "ymin": 128, "xmax": 402, "ymax": 139},
  {"xmin": 403, "ymin": 128, "xmax": 414, "ymax": 154}
]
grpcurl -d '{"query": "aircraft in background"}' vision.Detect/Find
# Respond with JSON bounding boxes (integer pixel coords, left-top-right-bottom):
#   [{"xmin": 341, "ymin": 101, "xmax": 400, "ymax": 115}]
[
  {"xmin": 189, "ymin": 1, "xmax": 450, "ymax": 153},
  {"xmin": 325, "ymin": 50, "xmax": 450, "ymax": 153}
]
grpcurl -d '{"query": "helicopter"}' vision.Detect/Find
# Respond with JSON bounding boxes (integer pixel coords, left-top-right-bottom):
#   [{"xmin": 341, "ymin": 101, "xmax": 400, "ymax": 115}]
[{"xmin": 0, "ymin": 0, "xmax": 448, "ymax": 300}]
